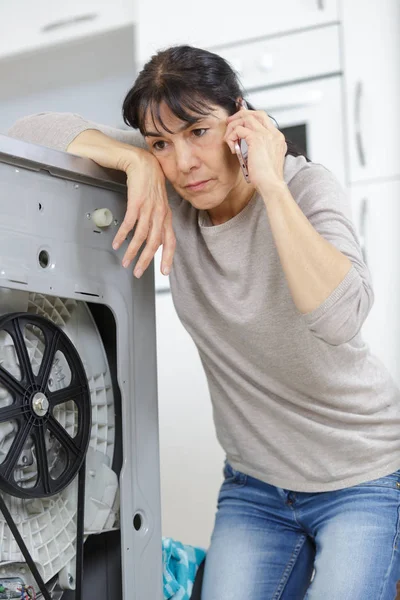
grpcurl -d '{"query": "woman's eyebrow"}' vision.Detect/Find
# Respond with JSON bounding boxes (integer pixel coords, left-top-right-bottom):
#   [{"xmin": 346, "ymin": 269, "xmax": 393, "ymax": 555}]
[{"xmin": 144, "ymin": 118, "xmax": 209, "ymax": 138}]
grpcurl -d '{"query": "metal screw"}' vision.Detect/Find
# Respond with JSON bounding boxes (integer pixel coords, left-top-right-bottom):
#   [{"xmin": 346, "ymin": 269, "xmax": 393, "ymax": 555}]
[
  {"xmin": 113, "ymin": 219, "xmax": 119, "ymax": 226},
  {"xmin": 68, "ymin": 574, "xmax": 74, "ymax": 585},
  {"xmin": 74, "ymin": 184, "xmax": 79, "ymax": 189},
  {"xmin": 32, "ymin": 392, "xmax": 49, "ymax": 416},
  {"xmin": 86, "ymin": 213, "xmax": 91, "ymax": 219}
]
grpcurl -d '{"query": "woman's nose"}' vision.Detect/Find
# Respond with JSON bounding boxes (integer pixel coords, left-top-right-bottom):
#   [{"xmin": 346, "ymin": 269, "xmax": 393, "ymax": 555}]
[{"xmin": 175, "ymin": 144, "xmax": 199, "ymax": 173}]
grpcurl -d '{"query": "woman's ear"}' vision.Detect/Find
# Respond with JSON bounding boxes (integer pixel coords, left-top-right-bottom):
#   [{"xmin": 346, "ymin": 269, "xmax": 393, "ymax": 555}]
[{"xmin": 235, "ymin": 97, "xmax": 244, "ymax": 112}]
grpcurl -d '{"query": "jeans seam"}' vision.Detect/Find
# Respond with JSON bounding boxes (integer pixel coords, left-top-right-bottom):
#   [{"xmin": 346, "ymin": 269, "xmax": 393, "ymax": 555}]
[
  {"xmin": 272, "ymin": 534, "xmax": 308, "ymax": 600},
  {"xmin": 377, "ymin": 496, "xmax": 400, "ymax": 599}
]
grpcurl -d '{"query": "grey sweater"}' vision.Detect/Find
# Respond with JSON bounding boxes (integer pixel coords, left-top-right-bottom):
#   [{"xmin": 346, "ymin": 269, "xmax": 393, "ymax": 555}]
[{"xmin": 8, "ymin": 113, "xmax": 400, "ymax": 492}]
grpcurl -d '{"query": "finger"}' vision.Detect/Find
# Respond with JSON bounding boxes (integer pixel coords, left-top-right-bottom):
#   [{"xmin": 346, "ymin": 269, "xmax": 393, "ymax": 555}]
[
  {"xmin": 132, "ymin": 219, "xmax": 163, "ymax": 278},
  {"xmin": 112, "ymin": 204, "xmax": 140, "ymax": 250},
  {"xmin": 225, "ymin": 108, "xmax": 248, "ymax": 122},
  {"xmin": 160, "ymin": 211, "xmax": 176, "ymax": 276},
  {"xmin": 131, "ymin": 203, "xmax": 168, "ymax": 276},
  {"xmin": 224, "ymin": 124, "xmax": 253, "ymax": 153},
  {"xmin": 227, "ymin": 109, "xmax": 274, "ymax": 130},
  {"xmin": 224, "ymin": 115, "xmax": 265, "ymax": 146},
  {"xmin": 121, "ymin": 209, "xmax": 152, "ymax": 267}
]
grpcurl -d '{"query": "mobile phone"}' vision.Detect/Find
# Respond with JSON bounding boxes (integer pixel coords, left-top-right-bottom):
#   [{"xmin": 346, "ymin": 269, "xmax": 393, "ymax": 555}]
[{"xmin": 234, "ymin": 99, "xmax": 251, "ymax": 184}]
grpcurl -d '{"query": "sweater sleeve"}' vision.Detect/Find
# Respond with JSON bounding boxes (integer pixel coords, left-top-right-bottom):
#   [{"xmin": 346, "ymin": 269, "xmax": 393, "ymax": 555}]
[
  {"xmin": 290, "ymin": 163, "xmax": 374, "ymax": 346},
  {"xmin": 6, "ymin": 112, "xmax": 147, "ymax": 152}
]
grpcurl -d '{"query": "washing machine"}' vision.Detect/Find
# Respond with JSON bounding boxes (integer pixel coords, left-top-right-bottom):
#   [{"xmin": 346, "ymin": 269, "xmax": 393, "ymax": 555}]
[{"xmin": 0, "ymin": 134, "xmax": 163, "ymax": 599}]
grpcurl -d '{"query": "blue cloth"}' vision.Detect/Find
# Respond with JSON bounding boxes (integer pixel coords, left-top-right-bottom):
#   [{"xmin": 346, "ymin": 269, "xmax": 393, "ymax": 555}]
[{"xmin": 162, "ymin": 537, "xmax": 206, "ymax": 600}]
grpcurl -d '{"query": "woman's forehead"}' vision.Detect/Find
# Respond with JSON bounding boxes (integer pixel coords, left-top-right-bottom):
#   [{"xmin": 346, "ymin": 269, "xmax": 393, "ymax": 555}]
[
  {"xmin": 143, "ymin": 102, "xmax": 183, "ymax": 132},
  {"xmin": 143, "ymin": 101, "xmax": 223, "ymax": 135}
]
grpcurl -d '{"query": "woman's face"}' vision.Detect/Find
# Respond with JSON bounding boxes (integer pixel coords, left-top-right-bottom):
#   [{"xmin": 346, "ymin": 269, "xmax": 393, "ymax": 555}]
[{"xmin": 143, "ymin": 101, "xmax": 249, "ymax": 211}]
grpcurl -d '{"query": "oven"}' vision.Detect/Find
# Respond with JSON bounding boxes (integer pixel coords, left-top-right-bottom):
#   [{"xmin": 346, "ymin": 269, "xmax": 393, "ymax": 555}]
[{"xmin": 247, "ymin": 76, "xmax": 346, "ymax": 188}]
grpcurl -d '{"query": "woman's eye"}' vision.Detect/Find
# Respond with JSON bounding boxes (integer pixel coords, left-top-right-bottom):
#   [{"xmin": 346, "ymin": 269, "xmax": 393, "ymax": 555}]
[
  {"xmin": 192, "ymin": 128, "xmax": 208, "ymax": 137},
  {"xmin": 153, "ymin": 140, "xmax": 167, "ymax": 151}
]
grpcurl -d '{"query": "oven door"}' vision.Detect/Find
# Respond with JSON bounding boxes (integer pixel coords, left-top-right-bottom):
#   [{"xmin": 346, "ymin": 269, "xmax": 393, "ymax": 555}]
[{"xmin": 248, "ymin": 76, "xmax": 347, "ymax": 189}]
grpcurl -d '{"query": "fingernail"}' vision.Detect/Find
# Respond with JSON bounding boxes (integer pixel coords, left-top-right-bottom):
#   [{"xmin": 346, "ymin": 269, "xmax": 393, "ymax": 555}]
[
  {"xmin": 163, "ymin": 266, "xmax": 171, "ymax": 276},
  {"xmin": 134, "ymin": 268, "xmax": 143, "ymax": 278},
  {"xmin": 112, "ymin": 242, "xmax": 119, "ymax": 250},
  {"xmin": 122, "ymin": 260, "xmax": 129, "ymax": 268}
]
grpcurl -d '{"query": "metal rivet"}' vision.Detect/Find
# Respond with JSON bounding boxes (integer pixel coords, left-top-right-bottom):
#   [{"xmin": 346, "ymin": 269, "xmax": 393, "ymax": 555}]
[{"xmin": 396, "ymin": 482, "xmax": 400, "ymax": 489}]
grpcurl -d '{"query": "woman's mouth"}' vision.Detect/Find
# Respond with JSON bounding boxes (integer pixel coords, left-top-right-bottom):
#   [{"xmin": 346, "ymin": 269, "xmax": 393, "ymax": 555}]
[{"xmin": 185, "ymin": 179, "xmax": 211, "ymax": 192}]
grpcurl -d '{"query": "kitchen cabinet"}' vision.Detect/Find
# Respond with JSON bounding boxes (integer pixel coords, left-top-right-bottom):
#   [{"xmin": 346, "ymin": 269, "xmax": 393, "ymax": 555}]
[
  {"xmin": 218, "ymin": 24, "xmax": 340, "ymax": 92},
  {"xmin": 351, "ymin": 179, "xmax": 400, "ymax": 389},
  {"xmin": 155, "ymin": 291, "xmax": 224, "ymax": 547},
  {"xmin": 341, "ymin": 0, "xmax": 400, "ymax": 183},
  {"xmin": 137, "ymin": 0, "xmax": 339, "ymax": 64},
  {"xmin": 0, "ymin": 0, "xmax": 134, "ymax": 61}
]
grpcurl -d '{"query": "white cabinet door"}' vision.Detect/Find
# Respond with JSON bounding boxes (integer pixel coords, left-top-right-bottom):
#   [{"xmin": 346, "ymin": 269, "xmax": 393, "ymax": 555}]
[
  {"xmin": 137, "ymin": 0, "xmax": 338, "ymax": 63},
  {"xmin": 350, "ymin": 179, "xmax": 400, "ymax": 389},
  {"xmin": 155, "ymin": 292, "xmax": 224, "ymax": 547},
  {"xmin": 341, "ymin": 0, "xmax": 400, "ymax": 183},
  {"xmin": 0, "ymin": 0, "xmax": 134, "ymax": 60}
]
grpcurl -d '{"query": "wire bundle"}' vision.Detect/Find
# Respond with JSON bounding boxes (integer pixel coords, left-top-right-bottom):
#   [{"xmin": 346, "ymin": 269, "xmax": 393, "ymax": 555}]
[{"xmin": 17, "ymin": 585, "xmax": 36, "ymax": 599}]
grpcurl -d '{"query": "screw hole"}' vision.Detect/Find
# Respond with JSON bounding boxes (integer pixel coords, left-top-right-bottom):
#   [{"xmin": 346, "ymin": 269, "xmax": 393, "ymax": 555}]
[
  {"xmin": 39, "ymin": 250, "xmax": 50, "ymax": 269},
  {"xmin": 133, "ymin": 513, "xmax": 142, "ymax": 531},
  {"xmin": 38, "ymin": 203, "xmax": 43, "ymax": 212}
]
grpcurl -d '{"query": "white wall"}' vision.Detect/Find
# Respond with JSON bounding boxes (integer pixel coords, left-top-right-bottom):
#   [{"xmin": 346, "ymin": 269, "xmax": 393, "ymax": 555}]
[
  {"xmin": 0, "ymin": 28, "xmax": 136, "ymax": 132},
  {"xmin": 0, "ymin": 73, "xmax": 133, "ymax": 134}
]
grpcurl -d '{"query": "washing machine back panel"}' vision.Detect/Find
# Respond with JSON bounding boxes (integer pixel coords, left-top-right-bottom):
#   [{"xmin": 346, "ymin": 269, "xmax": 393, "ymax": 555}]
[{"xmin": 0, "ymin": 135, "xmax": 163, "ymax": 600}]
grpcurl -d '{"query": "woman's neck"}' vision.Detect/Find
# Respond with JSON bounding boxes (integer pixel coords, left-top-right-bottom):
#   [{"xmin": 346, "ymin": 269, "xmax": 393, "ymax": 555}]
[{"xmin": 207, "ymin": 176, "xmax": 256, "ymax": 226}]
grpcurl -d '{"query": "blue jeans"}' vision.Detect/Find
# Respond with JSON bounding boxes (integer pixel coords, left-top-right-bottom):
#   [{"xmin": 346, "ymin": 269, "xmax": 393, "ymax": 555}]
[{"xmin": 201, "ymin": 461, "xmax": 400, "ymax": 600}]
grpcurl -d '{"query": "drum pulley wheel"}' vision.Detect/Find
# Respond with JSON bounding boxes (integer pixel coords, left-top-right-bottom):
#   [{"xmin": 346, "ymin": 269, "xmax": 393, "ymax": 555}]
[{"xmin": 0, "ymin": 312, "xmax": 91, "ymax": 499}]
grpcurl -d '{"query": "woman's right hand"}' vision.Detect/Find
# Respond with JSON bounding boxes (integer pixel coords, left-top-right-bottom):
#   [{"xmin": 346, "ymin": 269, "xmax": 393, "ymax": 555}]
[
  {"xmin": 68, "ymin": 129, "xmax": 175, "ymax": 279},
  {"xmin": 112, "ymin": 150, "xmax": 176, "ymax": 279}
]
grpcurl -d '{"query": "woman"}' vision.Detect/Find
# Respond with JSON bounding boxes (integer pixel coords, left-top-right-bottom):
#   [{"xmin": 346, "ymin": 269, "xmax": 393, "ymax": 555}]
[{"xmin": 8, "ymin": 45, "xmax": 400, "ymax": 599}]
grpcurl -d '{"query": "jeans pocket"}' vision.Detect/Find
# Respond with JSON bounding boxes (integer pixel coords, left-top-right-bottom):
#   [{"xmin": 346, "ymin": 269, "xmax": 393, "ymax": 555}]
[{"xmin": 222, "ymin": 461, "xmax": 247, "ymax": 488}]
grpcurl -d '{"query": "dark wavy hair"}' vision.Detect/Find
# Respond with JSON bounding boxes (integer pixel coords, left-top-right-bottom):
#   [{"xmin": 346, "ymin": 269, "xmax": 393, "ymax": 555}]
[{"xmin": 122, "ymin": 45, "xmax": 309, "ymax": 160}]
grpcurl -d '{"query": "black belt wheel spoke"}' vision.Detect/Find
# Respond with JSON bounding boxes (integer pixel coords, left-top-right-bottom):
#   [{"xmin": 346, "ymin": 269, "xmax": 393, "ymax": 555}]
[
  {"xmin": 0, "ymin": 365, "xmax": 26, "ymax": 398},
  {"xmin": 0, "ymin": 404, "xmax": 30, "ymax": 424},
  {"xmin": 34, "ymin": 424, "xmax": 51, "ymax": 496},
  {"xmin": 48, "ymin": 383, "xmax": 87, "ymax": 408},
  {"xmin": 10, "ymin": 318, "xmax": 35, "ymax": 388},
  {"xmin": 3, "ymin": 418, "xmax": 35, "ymax": 479},
  {"xmin": 0, "ymin": 312, "xmax": 91, "ymax": 499},
  {"xmin": 47, "ymin": 415, "xmax": 81, "ymax": 458},
  {"xmin": 37, "ymin": 330, "xmax": 60, "ymax": 391}
]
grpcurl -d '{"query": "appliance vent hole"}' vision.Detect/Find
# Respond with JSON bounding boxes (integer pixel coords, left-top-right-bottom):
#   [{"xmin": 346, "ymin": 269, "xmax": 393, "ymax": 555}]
[
  {"xmin": 133, "ymin": 513, "xmax": 142, "ymax": 531},
  {"xmin": 39, "ymin": 250, "xmax": 50, "ymax": 269}
]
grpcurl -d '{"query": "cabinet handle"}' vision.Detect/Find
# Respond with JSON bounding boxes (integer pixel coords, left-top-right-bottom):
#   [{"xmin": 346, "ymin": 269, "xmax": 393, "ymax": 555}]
[
  {"xmin": 317, "ymin": 0, "xmax": 325, "ymax": 9},
  {"xmin": 359, "ymin": 197, "xmax": 368, "ymax": 265},
  {"xmin": 41, "ymin": 13, "xmax": 98, "ymax": 34},
  {"xmin": 355, "ymin": 81, "xmax": 366, "ymax": 167}
]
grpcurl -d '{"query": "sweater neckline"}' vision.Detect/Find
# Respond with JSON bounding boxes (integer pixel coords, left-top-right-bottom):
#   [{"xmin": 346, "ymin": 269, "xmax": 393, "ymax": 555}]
[{"xmin": 198, "ymin": 191, "xmax": 259, "ymax": 234}]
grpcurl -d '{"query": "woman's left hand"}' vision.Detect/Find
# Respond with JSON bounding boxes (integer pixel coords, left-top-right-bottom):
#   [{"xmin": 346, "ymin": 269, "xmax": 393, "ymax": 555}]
[{"xmin": 224, "ymin": 109, "xmax": 288, "ymax": 194}]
